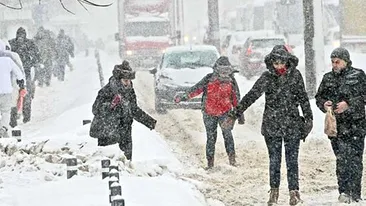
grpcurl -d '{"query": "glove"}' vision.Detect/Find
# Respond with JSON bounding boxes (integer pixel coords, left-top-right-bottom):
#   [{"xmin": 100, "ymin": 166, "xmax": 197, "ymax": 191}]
[
  {"xmin": 148, "ymin": 119, "xmax": 157, "ymax": 130},
  {"xmin": 174, "ymin": 93, "xmax": 188, "ymax": 103},
  {"xmin": 111, "ymin": 94, "xmax": 122, "ymax": 109},
  {"xmin": 16, "ymin": 79, "xmax": 25, "ymax": 89},
  {"xmin": 301, "ymin": 118, "xmax": 313, "ymax": 142}
]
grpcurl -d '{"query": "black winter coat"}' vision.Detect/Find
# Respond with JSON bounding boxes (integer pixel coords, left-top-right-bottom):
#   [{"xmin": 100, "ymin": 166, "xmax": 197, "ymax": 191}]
[
  {"xmin": 315, "ymin": 66, "xmax": 366, "ymax": 137},
  {"xmin": 9, "ymin": 38, "xmax": 40, "ymax": 73},
  {"xmin": 90, "ymin": 77, "xmax": 156, "ymax": 146},
  {"xmin": 233, "ymin": 52, "xmax": 313, "ymax": 138}
]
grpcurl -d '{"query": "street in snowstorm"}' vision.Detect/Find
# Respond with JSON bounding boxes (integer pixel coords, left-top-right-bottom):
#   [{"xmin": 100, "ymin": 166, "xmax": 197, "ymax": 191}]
[{"xmin": 0, "ymin": 0, "xmax": 365, "ymax": 206}]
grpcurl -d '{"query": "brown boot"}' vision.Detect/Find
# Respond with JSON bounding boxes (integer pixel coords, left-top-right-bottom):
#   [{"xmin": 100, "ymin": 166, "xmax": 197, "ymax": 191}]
[
  {"xmin": 206, "ymin": 157, "xmax": 214, "ymax": 170},
  {"xmin": 289, "ymin": 190, "xmax": 302, "ymax": 205},
  {"xmin": 267, "ymin": 188, "xmax": 279, "ymax": 205},
  {"xmin": 228, "ymin": 153, "xmax": 236, "ymax": 166}
]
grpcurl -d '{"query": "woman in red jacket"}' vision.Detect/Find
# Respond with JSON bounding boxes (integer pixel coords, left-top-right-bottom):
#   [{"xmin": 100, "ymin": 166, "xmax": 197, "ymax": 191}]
[{"xmin": 175, "ymin": 56, "xmax": 244, "ymax": 169}]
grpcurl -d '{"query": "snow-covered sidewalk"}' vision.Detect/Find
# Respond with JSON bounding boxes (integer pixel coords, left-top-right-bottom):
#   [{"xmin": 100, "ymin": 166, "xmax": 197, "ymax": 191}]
[{"xmin": 0, "ymin": 52, "xmax": 207, "ymax": 206}]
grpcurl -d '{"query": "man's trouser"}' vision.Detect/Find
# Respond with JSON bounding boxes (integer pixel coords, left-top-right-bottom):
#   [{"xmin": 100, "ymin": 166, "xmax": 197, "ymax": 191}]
[{"xmin": 331, "ymin": 136, "xmax": 365, "ymax": 199}]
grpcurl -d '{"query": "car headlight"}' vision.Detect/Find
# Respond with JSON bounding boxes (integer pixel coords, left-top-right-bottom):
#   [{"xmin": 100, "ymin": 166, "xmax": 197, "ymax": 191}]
[{"xmin": 126, "ymin": 50, "xmax": 133, "ymax": 55}]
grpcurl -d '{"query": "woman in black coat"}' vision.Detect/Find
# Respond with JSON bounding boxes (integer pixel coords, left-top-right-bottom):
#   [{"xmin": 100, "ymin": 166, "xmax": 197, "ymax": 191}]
[
  {"xmin": 225, "ymin": 45, "xmax": 313, "ymax": 206},
  {"xmin": 90, "ymin": 60, "xmax": 157, "ymax": 161}
]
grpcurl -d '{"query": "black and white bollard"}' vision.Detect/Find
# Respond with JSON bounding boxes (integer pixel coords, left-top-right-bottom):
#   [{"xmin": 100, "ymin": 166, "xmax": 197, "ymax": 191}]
[
  {"xmin": 101, "ymin": 159, "xmax": 111, "ymax": 179},
  {"xmin": 12, "ymin": 130, "xmax": 21, "ymax": 142},
  {"xmin": 66, "ymin": 156, "xmax": 78, "ymax": 179},
  {"xmin": 109, "ymin": 169, "xmax": 119, "ymax": 180},
  {"xmin": 112, "ymin": 195, "xmax": 125, "ymax": 206},
  {"xmin": 82, "ymin": 120, "xmax": 91, "ymax": 125},
  {"xmin": 109, "ymin": 162, "xmax": 119, "ymax": 172},
  {"xmin": 110, "ymin": 182, "xmax": 122, "ymax": 204},
  {"xmin": 108, "ymin": 176, "xmax": 119, "ymax": 203}
]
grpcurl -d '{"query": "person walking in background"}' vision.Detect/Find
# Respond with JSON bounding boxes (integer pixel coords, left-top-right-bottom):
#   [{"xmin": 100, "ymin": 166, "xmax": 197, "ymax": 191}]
[
  {"xmin": 174, "ymin": 56, "xmax": 244, "ymax": 169},
  {"xmin": 9, "ymin": 27, "xmax": 40, "ymax": 125},
  {"xmin": 33, "ymin": 27, "xmax": 56, "ymax": 87},
  {"xmin": 315, "ymin": 47, "xmax": 366, "ymax": 203},
  {"xmin": 90, "ymin": 60, "xmax": 157, "ymax": 161},
  {"xmin": 225, "ymin": 45, "xmax": 313, "ymax": 206},
  {"xmin": 0, "ymin": 40, "xmax": 25, "ymax": 137},
  {"xmin": 55, "ymin": 29, "xmax": 74, "ymax": 81}
]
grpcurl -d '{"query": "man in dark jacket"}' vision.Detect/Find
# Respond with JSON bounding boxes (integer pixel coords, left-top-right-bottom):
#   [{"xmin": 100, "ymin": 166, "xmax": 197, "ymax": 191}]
[
  {"xmin": 55, "ymin": 29, "xmax": 74, "ymax": 81},
  {"xmin": 90, "ymin": 60, "xmax": 157, "ymax": 161},
  {"xmin": 315, "ymin": 47, "xmax": 366, "ymax": 203},
  {"xmin": 9, "ymin": 27, "xmax": 40, "ymax": 125},
  {"xmin": 175, "ymin": 56, "xmax": 244, "ymax": 169},
  {"xmin": 226, "ymin": 45, "xmax": 313, "ymax": 205},
  {"xmin": 33, "ymin": 27, "xmax": 56, "ymax": 87}
]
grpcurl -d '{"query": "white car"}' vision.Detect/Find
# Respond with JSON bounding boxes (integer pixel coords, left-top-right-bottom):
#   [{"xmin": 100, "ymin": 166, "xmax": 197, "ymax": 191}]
[{"xmin": 150, "ymin": 45, "xmax": 220, "ymax": 114}]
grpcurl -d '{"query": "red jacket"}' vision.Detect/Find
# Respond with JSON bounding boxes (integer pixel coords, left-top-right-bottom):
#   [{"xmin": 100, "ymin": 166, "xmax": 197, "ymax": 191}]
[{"xmin": 187, "ymin": 74, "xmax": 239, "ymax": 116}]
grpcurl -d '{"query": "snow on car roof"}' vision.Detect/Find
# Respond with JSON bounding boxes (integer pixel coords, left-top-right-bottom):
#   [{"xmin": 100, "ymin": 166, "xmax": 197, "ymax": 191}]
[
  {"xmin": 165, "ymin": 45, "xmax": 219, "ymax": 53},
  {"xmin": 250, "ymin": 35, "xmax": 286, "ymax": 40}
]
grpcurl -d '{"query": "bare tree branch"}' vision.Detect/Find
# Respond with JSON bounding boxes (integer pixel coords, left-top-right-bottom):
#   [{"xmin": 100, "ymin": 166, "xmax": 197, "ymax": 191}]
[
  {"xmin": 59, "ymin": 0, "xmax": 75, "ymax": 14},
  {"xmin": 0, "ymin": 0, "xmax": 113, "ymax": 13},
  {"xmin": 79, "ymin": 0, "xmax": 113, "ymax": 7},
  {"xmin": 77, "ymin": 0, "xmax": 88, "ymax": 11},
  {"xmin": 0, "ymin": 0, "xmax": 23, "ymax": 10}
]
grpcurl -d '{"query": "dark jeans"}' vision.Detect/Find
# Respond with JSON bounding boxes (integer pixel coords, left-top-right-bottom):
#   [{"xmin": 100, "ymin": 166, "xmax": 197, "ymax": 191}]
[
  {"xmin": 265, "ymin": 136, "xmax": 300, "ymax": 190},
  {"xmin": 330, "ymin": 136, "xmax": 364, "ymax": 199},
  {"xmin": 118, "ymin": 125, "xmax": 133, "ymax": 161},
  {"xmin": 203, "ymin": 112, "xmax": 235, "ymax": 159}
]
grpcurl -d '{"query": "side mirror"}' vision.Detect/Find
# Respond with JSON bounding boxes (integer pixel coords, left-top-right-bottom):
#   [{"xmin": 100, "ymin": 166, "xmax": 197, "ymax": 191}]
[{"xmin": 149, "ymin": 67, "xmax": 157, "ymax": 74}]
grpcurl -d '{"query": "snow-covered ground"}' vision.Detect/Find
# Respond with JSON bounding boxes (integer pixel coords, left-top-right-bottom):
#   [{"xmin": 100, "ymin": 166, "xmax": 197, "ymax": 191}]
[
  {"xmin": 0, "ymin": 52, "xmax": 210, "ymax": 206},
  {"xmin": 1, "ymin": 46, "xmax": 366, "ymax": 206}
]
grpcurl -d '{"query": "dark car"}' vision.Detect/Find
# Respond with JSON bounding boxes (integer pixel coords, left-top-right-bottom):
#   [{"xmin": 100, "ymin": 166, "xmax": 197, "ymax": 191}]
[
  {"xmin": 150, "ymin": 45, "xmax": 220, "ymax": 114},
  {"xmin": 239, "ymin": 35, "xmax": 293, "ymax": 78}
]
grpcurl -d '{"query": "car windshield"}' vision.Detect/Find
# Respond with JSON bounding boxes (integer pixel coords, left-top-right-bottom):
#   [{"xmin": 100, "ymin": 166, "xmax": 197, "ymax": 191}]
[
  {"xmin": 251, "ymin": 39, "xmax": 286, "ymax": 48},
  {"xmin": 162, "ymin": 50, "xmax": 218, "ymax": 69}
]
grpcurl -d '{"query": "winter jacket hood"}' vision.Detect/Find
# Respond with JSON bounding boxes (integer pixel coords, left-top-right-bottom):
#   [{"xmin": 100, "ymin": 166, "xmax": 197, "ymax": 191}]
[
  {"xmin": 16, "ymin": 27, "xmax": 27, "ymax": 39},
  {"xmin": 264, "ymin": 45, "xmax": 299, "ymax": 75}
]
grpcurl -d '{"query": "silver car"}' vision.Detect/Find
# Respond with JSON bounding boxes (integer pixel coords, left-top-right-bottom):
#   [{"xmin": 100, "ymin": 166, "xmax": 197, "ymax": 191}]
[{"xmin": 150, "ymin": 45, "xmax": 220, "ymax": 114}]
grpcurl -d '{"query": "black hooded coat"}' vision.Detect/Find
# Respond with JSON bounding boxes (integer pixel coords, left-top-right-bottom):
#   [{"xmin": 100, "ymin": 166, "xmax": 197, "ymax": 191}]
[
  {"xmin": 232, "ymin": 45, "xmax": 313, "ymax": 138},
  {"xmin": 90, "ymin": 75, "xmax": 156, "ymax": 146}
]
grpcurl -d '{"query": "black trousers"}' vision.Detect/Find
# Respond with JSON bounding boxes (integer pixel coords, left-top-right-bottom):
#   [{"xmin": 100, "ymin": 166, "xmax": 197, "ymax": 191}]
[
  {"xmin": 203, "ymin": 112, "xmax": 235, "ymax": 160},
  {"xmin": 330, "ymin": 136, "xmax": 364, "ymax": 199},
  {"xmin": 265, "ymin": 136, "xmax": 300, "ymax": 190},
  {"xmin": 36, "ymin": 60, "xmax": 52, "ymax": 86},
  {"xmin": 118, "ymin": 125, "xmax": 133, "ymax": 161}
]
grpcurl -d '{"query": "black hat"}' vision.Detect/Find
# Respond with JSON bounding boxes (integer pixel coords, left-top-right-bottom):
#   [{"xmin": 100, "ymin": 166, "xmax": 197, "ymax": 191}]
[
  {"xmin": 330, "ymin": 47, "xmax": 352, "ymax": 66},
  {"xmin": 113, "ymin": 60, "xmax": 136, "ymax": 80},
  {"xmin": 213, "ymin": 56, "xmax": 237, "ymax": 73}
]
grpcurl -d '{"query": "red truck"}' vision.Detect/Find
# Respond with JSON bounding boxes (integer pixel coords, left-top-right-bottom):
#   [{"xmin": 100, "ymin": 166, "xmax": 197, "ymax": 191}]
[{"xmin": 116, "ymin": 0, "xmax": 177, "ymax": 68}]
